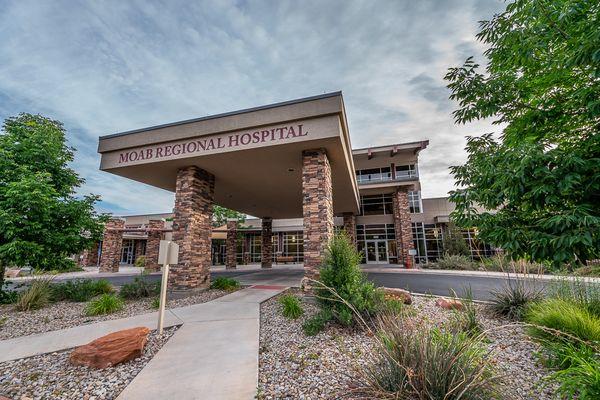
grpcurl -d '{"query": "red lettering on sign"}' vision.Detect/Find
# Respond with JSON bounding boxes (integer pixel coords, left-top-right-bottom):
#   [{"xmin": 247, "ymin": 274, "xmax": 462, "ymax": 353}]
[{"xmin": 119, "ymin": 153, "xmax": 130, "ymax": 163}]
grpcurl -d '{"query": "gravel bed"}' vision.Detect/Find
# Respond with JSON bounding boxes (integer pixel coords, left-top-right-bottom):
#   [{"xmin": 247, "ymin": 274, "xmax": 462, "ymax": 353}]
[
  {"xmin": 0, "ymin": 289, "xmax": 234, "ymax": 340},
  {"xmin": 259, "ymin": 292, "xmax": 556, "ymax": 400},
  {"xmin": 258, "ymin": 291, "xmax": 375, "ymax": 400},
  {"xmin": 0, "ymin": 326, "xmax": 179, "ymax": 400}
]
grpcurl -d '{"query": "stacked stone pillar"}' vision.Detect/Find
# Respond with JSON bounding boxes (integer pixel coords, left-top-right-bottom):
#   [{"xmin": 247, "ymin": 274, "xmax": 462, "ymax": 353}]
[
  {"xmin": 392, "ymin": 188, "xmax": 415, "ymax": 268},
  {"xmin": 302, "ymin": 149, "xmax": 334, "ymax": 284},
  {"xmin": 261, "ymin": 217, "xmax": 273, "ymax": 268},
  {"xmin": 342, "ymin": 212, "xmax": 357, "ymax": 248},
  {"xmin": 243, "ymin": 235, "xmax": 251, "ymax": 265},
  {"xmin": 79, "ymin": 242, "xmax": 100, "ymax": 267},
  {"xmin": 170, "ymin": 166, "xmax": 215, "ymax": 291},
  {"xmin": 144, "ymin": 219, "xmax": 165, "ymax": 272},
  {"xmin": 226, "ymin": 219, "xmax": 237, "ymax": 269},
  {"xmin": 99, "ymin": 219, "xmax": 125, "ymax": 273}
]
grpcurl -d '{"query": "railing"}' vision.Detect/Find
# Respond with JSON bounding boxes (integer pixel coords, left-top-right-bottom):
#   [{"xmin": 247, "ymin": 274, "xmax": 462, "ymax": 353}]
[{"xmin": 356, "ymin": 172, "xmax": 419, "ymax": 184}]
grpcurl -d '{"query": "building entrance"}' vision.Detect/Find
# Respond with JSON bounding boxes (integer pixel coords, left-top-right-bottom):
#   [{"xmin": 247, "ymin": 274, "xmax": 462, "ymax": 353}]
[{"xmin": 365, "ymin": 240, "xmax": 388, "ymax": 264}]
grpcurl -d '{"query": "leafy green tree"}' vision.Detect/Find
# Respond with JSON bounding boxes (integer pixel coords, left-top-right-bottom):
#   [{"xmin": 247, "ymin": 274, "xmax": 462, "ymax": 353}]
[
  {"xmin": 212, "ymin": 205, "xmax": 245, "ymax": 228},
  {"xmin": 445, "ymin": 0, "xmax": 600, "ymax": 267},
  {"xmin": 442, "ymin": 222, "xmax": 471, "ymax": 257},
  {"xmin": 0, "ymin": 114, "xmax": 106, "ymax": 280}
]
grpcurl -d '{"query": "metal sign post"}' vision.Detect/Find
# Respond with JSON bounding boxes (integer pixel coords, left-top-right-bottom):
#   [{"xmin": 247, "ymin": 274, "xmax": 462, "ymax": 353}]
[{"xmin": 157, "ymin": 240, "xmax": 179, "ymax": 335}]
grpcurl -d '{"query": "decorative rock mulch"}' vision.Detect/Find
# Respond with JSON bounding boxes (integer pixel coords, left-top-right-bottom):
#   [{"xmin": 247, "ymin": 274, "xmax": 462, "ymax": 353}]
[
  {"xmin": 258, "ymin": 291, "xmax": 375, "ymax": 400},
  {"xmin": 0, "ymin": 326, "xmax": 179, "ymax": 400},
  {"xmin": 258, "ymin": 291, "xmax": 557, "ymax": 400},
  {"xmin": 0, "ymin": 289, "xmax": 234, "ymax": 340}
]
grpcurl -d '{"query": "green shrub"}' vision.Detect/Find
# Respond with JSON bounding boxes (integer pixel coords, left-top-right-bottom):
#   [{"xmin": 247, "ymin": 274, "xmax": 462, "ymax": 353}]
[
  {"xmin": 120, "ymin": 275, "xmax": 160, "ymax": 299},
  {"xmin": 551, "ymin": 345, "xmax": 600, "ymax": 399},
  {"xmin": 448, "ymin": 288, "xmax": 482, "ymax": 338},
  {"xmin": 442, "ymin": 222, "xmax": 470, "ymax": 256},
  {"xmin": 151, "ymin": 296, "xmax": 160, "ymax": 309},
  {"xmin": 316, "ymin": 232, "xmax": 383, "ymax": 327},
  {"xmin": 481, "ymin": 254, "xmax": 548, "ymax": 274},
  {"xmin": 427, "ymin": 254, "xmax": 478, "ymax": 270},
  {"xmin": 279, "ymin": 294, "xmax": 303, "ymax": 319},
  {"xmin": 302, "ymin": 309, "xmax": 332, "ymax": 336},
  {"xmin": 574, "ymin": 264, "xmax": 600, "ymax": 277},
  {"xmin": 210, "ymin": 277, "xmax": 240, "ymax": 291},
  {"xmin": 548, "ymin": 277, "xmax": 600, "ymax": 318},
  {"xmin": 488, "ymin": 277, "xmax": 542, "ymax": 320},
  {"xmin": 376, "ymin": 298, "xmax": 411, "ymax": 316},
  {"xmin": 52, "ymin": 279, "xmax": 113, "ymax": 302},
  {"xmin": 357, "ymin": 314, "xmax": 501, "ymax": 399},
  {"xmin": 14, "ymin": 278, "xmax": 53, "ymax": 311},
  {"xmin": 134, "ymin": 255, "xmax": 146, "ymax": 268},
  {"xmin": 526, "ymin": 298, "xmax": 600, "ymax": 344},
  {"xmin": 85, "ymin": 293, "xmax": 124, "ymax": 316},
  {"xmin": 0, "ymin": 283, "xmax": 18, "ymax": 304}
]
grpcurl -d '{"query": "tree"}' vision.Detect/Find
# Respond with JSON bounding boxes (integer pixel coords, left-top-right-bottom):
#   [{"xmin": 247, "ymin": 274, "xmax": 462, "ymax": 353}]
[
  {"xmin": 445, "ymin": 0, "xmax": 600, "ymax": 267},
  {"xmin": 442, "ymin": 222, "xmax": 470, "ymax": 257},
  {"xmin": 212, "ymin": 205, "xmax": 245, "ymax": 228},
  {"xmin": 0, "ymin": 114, "xmax": 106, "ymax": 280}
]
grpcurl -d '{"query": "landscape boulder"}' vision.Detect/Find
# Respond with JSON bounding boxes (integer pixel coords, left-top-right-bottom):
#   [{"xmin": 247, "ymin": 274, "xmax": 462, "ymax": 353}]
[
  {"xmin": 383, "ymin": 287, "xmax": 412, "ymax": 305},
  {"xmin": 4, "ymin": 269, "xmax": 21, "ymax": 278},
  {"xmin": 435, "ymin": 298, "xmax": 464, "ymax": 311},
  {"xmin": 70, "ymin": 327, "xmax": 150, "ymax": 369}
]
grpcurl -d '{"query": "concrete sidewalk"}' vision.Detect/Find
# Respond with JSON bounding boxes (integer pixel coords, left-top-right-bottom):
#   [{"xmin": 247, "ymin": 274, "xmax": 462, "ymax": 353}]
[
  {"xmin": 117, "ymin": 286, "xmax": 284, "ymax": 400},
  {"xmin": 0, "ymin": 285, "xmax": 285, "ymax": 399}
]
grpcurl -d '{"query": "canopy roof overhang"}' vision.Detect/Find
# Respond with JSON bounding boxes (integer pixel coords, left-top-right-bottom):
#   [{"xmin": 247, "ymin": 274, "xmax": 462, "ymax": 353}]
[{"xmin": 98, "ymin": 92, "xmax": 359, "ymax": 219}]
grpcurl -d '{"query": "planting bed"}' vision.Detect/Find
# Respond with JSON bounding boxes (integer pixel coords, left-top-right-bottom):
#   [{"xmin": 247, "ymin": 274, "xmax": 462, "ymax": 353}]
[
  {"xmin": 258, "ymin": 291, "xmax": 557, "ymax": 400},
  {"xmin": 0, "ymin": 326, "xmax": 178, "ymax": 400},
  {"xmin": 0, "ymin": 289, "xmax": 234, "ymax": 340}
]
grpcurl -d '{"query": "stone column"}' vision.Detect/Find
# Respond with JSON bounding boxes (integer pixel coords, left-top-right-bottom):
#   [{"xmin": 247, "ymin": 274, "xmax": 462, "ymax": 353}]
[
  {"xmin": 226, "ymin": 218, "xmax": 237, "ymax": 269},
  {"xmin": 99, "ymin": 219, "xmax": 125, "ymax": 273},
  {"xmin": 392, "ymin": 188, "xmax": 415, "ymax": 268},
  {"xmin": 243, "ymin": 234, "xmax": 251, "ymax": 265},
  {"xmin": 261, "ymin": 217, "xmax": 273, "ymax": 268},
  {"xmin": 144, "ymin": 219, "xmax": 164, "ymax": 272},
  {"xmin": 342, "ymin": 212, "xmax": 357, "ymax": 248},
  {"xmin": 170, "ymin": 166, "xmax": 215, "ymax": 291},
  {"xmin": 79, "ymin": 241, "xmax": 100, "ymax": 267},
  {"xmin": 302, "ymin": 149, "xmax": 334, "ymax": 284}
]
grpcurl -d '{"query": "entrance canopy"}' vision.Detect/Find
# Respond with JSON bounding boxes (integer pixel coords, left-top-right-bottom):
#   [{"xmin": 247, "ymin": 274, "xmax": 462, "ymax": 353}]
[{"xmin": 98, "ymin": 92, "xmax": 359, "ymax": 218}]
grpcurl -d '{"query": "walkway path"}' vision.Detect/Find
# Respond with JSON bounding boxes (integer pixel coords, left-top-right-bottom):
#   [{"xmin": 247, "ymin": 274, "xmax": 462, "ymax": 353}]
[{"xmin": 0, "ymin": 286, "xmax": 286, "ymax": 400}]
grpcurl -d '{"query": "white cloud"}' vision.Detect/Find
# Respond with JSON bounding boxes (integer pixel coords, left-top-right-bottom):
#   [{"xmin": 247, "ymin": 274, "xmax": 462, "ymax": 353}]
[{"xmin": 0, "ymin": 0, "xmax": 505, "ymax": 214}]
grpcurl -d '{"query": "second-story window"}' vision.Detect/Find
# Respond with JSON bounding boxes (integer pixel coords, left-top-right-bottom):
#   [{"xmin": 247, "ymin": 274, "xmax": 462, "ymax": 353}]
[
  {"xmin": 395, "ymin": 164, "xmax": 418, "ymax": 180},
  {"xmin": 356, "ymin": 167, "xmax": 391, "ymax": 183},
  {"xmin": 359, "ymin": 194, "xmax": 393, "ymax": 215},
  {"xmin": 408, "ymin": 190, "xmax": 422, "ymax": 213}
]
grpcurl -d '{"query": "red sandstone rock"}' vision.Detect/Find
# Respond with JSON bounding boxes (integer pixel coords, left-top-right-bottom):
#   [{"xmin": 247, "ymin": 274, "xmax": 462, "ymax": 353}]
[
  {"xmin": 435, "ymin": 298, "xmax": 464, "ymax": 310},
  {"xmin": 69, "ymin": 327, "xmax": 150, "ymax": 369},
  {"xmin": 383, "ymin": 287, "xmax": 412, "ymax": 305},
  {"xmin": 4, "ymin": 268, "xmax": 21, "ymax": 278}
]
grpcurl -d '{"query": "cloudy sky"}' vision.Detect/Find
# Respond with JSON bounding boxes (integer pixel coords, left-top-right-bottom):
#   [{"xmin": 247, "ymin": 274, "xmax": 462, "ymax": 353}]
[{"xmin": 0, "ymin": 0, "xmax": 505, "ymax": 216}]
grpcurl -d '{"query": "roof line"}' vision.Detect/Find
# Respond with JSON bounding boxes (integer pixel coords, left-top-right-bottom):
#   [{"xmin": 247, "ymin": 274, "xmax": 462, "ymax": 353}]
[
  {"xmin": 100, "ymin": 91, "xmax": 343, "ymax": 140},
  {"xmin": 352, "ymin": 140, "xmax": 429, "ymax": 152}
]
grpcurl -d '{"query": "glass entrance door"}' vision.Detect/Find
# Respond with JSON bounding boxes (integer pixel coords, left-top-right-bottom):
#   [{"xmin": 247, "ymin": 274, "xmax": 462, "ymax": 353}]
[{"xmin": 366, "ymin": 240, "xmax": 388, "ymax": 264}]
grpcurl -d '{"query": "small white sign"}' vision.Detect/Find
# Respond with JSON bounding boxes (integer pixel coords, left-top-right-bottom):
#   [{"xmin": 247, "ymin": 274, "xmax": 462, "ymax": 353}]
[
  {"xmin": 158, "ymin": 240, "xmax": 179, "ymax": 265},
  {"xmin": 408, "ymin": 249, "xmax": 417, "ymax": 256}
]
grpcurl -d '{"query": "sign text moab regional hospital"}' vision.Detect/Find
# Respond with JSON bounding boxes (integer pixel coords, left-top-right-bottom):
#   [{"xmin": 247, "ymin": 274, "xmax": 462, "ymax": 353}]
[{"xmin": 116, "ymin": 123, "xmax": 310, "ymax": 166}]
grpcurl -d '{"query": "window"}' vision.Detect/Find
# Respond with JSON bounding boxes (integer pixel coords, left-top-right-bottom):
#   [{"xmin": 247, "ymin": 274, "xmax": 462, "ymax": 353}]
[
  {"xmin": 359, "ymin": 194, "xmax": 393, "ymax": 215},
  {"xmin": 356, "ymin": 167, "xmax": 391, "ymax": 183},
  {"xmin": 408, "ymin": 191, "xmax": 422, "ymax": 213},
  {"xmin": 395, "ymin": 164, "xmax": 418, "ymax": 180},
  {"xmin": 411, "ymin": 223, "xmax": 496, "ymax": 264},
  {"xmin": 282, "ymin": 231, "xmax": 304, "ymax": 262}
]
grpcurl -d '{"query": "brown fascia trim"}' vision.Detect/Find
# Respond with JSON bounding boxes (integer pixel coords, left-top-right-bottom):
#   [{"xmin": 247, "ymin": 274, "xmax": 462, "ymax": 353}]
[
  {"xmin": 99, "ymin": 91, "xmax": 343, "ymax": 140},
  {"xmin": 352, "ymin": 140, "xmax": 429, "ymax": 155}
]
